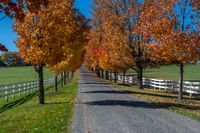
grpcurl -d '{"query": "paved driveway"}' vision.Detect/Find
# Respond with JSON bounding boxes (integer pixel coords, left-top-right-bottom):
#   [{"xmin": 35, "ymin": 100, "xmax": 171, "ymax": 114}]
[{"xmin": 72, "ymin": 67, "xmax": 200, "ymax": 133}]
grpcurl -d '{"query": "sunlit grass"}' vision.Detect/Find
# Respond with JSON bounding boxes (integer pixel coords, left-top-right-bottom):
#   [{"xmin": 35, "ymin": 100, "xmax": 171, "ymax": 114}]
[
  {"xmin": 0, "ymin": 66, "xmax": 53, "ymax": 85},
  {"xmin": 0, "ymin": 74, "xmax": 78, "ymax": 132},
  {"xmin": 127, "ymin": 64, "xmax": 200, "ymax": 80}
]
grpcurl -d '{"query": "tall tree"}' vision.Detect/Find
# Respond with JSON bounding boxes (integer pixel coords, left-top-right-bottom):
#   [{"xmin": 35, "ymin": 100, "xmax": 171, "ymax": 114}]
[
  {"xmin": 13, "ymin": 0, "xmax": 87, "ymax": 104},
  {"xmin": 87, "ymin": 0, "xmax": 154, "ymax": 89},
  {"xmin": 141, "ymin": 0, "xmax": 200, "ymax": 100}
]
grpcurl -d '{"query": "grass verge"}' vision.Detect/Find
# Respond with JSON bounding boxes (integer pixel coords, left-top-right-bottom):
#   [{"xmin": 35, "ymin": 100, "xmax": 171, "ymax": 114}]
[
  {"xmin": 111, "ymin": 83, "xmax": 200, "ymax": 121},
  {"xmin": 0, "ymin": 75, "xmax": 78, "ymax": 132}
]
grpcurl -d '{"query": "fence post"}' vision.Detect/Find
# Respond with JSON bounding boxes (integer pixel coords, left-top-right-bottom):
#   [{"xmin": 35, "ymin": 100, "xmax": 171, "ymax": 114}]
[
  {"xmin": 171, "ymin": 81, "xmax": 174, "ymax": 90},
  {"xmin": 190, "ymin": 83, "xmax": 192, "ymax": 97},
  {"xmin": 28, "ymin": 82, "xmax": 30, "ymax": 94},
  {"xmin": 12, "ymin": 85, "xmax": 15, "ymax": 99},
  {"xmin": 5, "ymin": 86, "xmax": 8, "ymax": 102},
  {"xmin": 18, "ymin": 84, "xmax": 21, "ymax": 96},
  {"xmin": 24, "ymin": 83, "xmax": 26, "ymax": 95},
  {"xmin": 132, "ymin": 77, "xmax": 134, "ymax": 85},
  {"xmin": 34, "ymin": 81, "xmax": 36, "ymax": 91}
]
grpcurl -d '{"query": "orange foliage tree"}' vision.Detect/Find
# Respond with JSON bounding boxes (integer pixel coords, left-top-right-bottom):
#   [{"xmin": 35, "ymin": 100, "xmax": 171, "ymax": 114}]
[
  {"xmin": 85, "ymin": 11, "xmax": 132, "ymax": 81},
  {"xmin": 0, "ymin": 0, "xmax": 48, "ymax": 21},
  {"xmin": 86, "ymin": 0, "xmax": 154, "ymax": 88},
  {"xmin": 14, "ymin": 0, "xmax": 88, "ymax": 104},
  {"xmin": 141, "ymin": 0, "xmax": 200, "ymax": 100}
]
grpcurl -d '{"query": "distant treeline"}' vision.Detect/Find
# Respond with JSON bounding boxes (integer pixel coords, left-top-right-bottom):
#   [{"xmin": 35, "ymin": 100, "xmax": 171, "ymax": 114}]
[{"xmin": 0, "ymin": 52, "xmax": 30, "ymax": 67}]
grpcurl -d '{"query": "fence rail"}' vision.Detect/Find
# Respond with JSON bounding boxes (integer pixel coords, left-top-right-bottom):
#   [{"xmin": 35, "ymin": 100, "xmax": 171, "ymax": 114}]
[
  {"xmin": 0, "ymin": 78, "xmax": 54, "ymax": 102},
  {"xmin": 101, "ymin": 71, "xmax": 200, "ymax": 96}
]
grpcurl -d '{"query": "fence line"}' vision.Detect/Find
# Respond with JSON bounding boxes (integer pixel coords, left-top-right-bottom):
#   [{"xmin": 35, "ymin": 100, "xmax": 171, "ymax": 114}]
[
  {"xmin": 0, "ymin": 78, "xmax": 54, "ymax": 102},
  {"xmin": 101, "ymin": 71, "xmax": 200, "ymax": 96}
]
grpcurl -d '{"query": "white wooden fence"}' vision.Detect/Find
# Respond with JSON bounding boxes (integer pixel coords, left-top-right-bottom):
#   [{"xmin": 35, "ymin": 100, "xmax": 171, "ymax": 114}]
[
  {"xmin": 102, "ymin": 71, "xmax": 200, "ymax": 96},
  {"xmin": 0, "ymin": 78, "xmax": 54, "ymax": 102}
]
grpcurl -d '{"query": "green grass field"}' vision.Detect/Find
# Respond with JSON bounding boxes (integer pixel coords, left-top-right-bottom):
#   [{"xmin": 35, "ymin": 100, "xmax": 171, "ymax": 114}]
[
  {"xmin": 0, "ymin": 66, "xmax": 53, "ymax": 85},
  {"xmin": 127, "ymin": 64, "xmax": 200, "ymax": 80},
  {"xmin": 0, "ymin": 75, "xmax": 78, "ymax": 132}
]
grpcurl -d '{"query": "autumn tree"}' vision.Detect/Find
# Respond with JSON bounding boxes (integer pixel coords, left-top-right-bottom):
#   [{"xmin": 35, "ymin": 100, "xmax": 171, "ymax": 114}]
[
  {"xmin": 44, "ymin": 3, "xmax": 88, "ymax": 90},
  {"xmin": 0, "ymin": 0, "xmax": 49, "ymax": 54},
  {"xmin": 141, "ymin": 0, "xmax": 200, "ymax": 100},
  {"xmin": 14, "ymin": 0, "xmax": 87, "ymax": 103},
  {"xmin": 0, "ymin": 0, "xmax": 49, "ymax": 21},
  {"xmin": 1, "ymin": 51, "xmax": 25, "ymax": 66},
  {"xmin": 87, "ymin": 0, "xmax": 155, "ymax": 89}
]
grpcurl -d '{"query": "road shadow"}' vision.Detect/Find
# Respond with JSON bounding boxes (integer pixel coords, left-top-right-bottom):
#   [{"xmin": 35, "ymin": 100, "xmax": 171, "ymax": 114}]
[
  {"xmin": 82, "ymin": 90, "xmax": 132, "ymax": 94},
  {"xmin": 83, "ymin": 100, "xmax": 162, "ymax": 109},
  {"xmin": 83, "ymin": 99, "xmax": 200, "ymax": 111},
  {"xmin": 82, "ymin": 90, "xmax": 200, "ymax": 111},
  {"xmin": 80, "ymin": 82, "xmax": 110, "ymax": 85}
]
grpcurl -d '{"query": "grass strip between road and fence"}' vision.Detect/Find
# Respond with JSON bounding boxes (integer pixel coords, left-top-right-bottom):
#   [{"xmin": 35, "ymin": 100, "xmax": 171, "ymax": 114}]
[{"xmin": 0, "ymin": 74, "xmax": 78, "ymax": 132}]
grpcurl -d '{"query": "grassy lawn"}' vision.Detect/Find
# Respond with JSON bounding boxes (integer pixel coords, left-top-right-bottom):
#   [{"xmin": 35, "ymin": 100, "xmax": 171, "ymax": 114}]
[
  {"xmin": 0, "ymin": 75, "xmax": 78, "ymax": 132},
  {"xmin": 111, "ymin": 83, "xmax": 200, "ymax": 121},
  {"xmin": 127, "ymin": 64, "xmax": 200, "ymax": 80},
  {"xmin": 0, "ymin": 66, "xmax": 53, "ymax": 85}
]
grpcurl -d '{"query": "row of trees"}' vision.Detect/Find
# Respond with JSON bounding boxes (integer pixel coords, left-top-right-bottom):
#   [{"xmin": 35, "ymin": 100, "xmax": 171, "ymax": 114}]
[
  {"xmin": 1, "ymin": 0, "xmax": 89, "ymax": 104},
  {"xmin": 84, "ymin": 0, "xmax": 200, "ymax": 100},
  {"xmin": 0, "ymin": 51, "xmax": 27, "ymax": 66}
]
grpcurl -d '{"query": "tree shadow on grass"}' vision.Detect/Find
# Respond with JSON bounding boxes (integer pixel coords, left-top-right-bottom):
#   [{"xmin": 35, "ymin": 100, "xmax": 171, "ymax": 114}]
[
  {"xmin": 117, "ymin": 83, "xmax": 131, "ymax": 86},
  {"xmin": 129, "ymin": 89, "xmax": 200, "ymax": 101},
  {"xmin": 0, "ymin": 84, "xmax": 53, "ymax": 113},
  {"xmin": 0, "ymin": 91, "xmax": 38, "ymax": 113},
  {"xmin": 156, "ymin": 102, "xmax": 200, "ymax": 111}
]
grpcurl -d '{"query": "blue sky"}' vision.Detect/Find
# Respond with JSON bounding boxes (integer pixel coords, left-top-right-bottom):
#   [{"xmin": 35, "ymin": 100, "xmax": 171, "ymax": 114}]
[{"xmin": 0, "ymin": 0, "xmax": 92, "ymax": 52}]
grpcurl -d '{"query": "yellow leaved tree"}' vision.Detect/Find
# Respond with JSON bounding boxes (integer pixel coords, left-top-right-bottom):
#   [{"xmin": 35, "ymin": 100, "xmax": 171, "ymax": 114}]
[{"xmin": 14, "ymin": 0, "xmax": 88, "ymax": 104}]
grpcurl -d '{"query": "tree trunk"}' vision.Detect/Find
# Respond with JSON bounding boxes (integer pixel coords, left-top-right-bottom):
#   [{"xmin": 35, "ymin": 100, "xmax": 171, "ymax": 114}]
[
  {"xmin": 63, "ymin": 71, "xmax": 67, "ymax": 85},
  {"xmin": 106, "ymin": 71, "xmax": 109, "ymax": 80},
  {"xmin": 34, "ymin": 65, "xmax": 44, "ymax": 104},
  {"xmin": 54, "ymin": 76, "xmax": 58, "ymax": 93},
  {"xmin": 96, "ymin": 68, "xmax": 100, "ymax": 77},
  {"xmin": 123, "ymin": 68, "xmax": 126, "ymax": 85},
  {"xmin": 136, "ymin": 65, "xmax": 143, "ymax": 89},
  {"xmin": 71, "ymin": 70, "xmax": 74, "ymax": 80},
  {"xmin": 101, "ymin": 70, "xmax": 104, "ymax": 78},
  {"xmin": 110, "ymin": 72, "xmax": 112, "ymax": 81},
  {"xmin": 60, "ymin": 72, "xmax": 63, "ymax": 87},
  {"xmin": 114, "ymin": 70, "xmax": 117, "ymax": 83},
  {"xmin": 67, "ymin": 71, "xmax": 70, "ymax": 82},
  {"xmin": 179, "ymin": 63, "xmax": 184, "ymax": 100}
]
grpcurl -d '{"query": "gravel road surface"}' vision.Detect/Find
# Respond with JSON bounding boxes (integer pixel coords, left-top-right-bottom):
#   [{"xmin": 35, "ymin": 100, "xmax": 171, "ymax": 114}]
[{"xmin": 72, "ymin": 67, "xmax": 200, "ymax": 133}]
